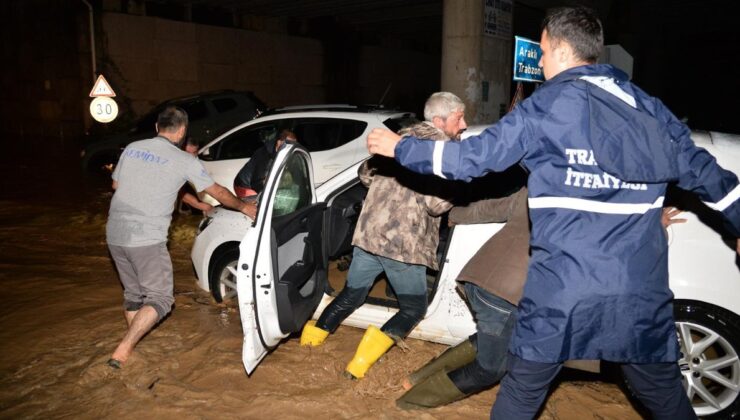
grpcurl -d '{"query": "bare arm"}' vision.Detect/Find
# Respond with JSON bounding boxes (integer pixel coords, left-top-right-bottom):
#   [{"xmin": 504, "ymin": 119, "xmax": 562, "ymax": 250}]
[
  {"xmin": 182, "ymin": 192, "xmax": 213, "ymax": 213},
  {"xmin": 204, "ymin": 183, "xmax": 257, "ymax": 219},
  {"xmin": 112, "ymin": 180, "xmax": 118, "ymax": 190}
]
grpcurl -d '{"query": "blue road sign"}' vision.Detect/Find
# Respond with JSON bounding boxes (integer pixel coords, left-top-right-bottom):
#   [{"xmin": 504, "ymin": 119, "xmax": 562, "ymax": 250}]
[{"xmin": 513, "ymin": 36, "xmax": 544, "ymax": 83}]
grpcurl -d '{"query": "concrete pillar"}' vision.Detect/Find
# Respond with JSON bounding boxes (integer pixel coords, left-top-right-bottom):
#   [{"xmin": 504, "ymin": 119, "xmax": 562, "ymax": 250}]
[{"xmin": 441, "ymin": 0, "xmax": 513, "ymax": 124}]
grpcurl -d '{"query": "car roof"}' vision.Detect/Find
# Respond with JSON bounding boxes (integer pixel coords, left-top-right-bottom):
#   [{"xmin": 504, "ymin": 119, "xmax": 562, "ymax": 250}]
[
  {"xmin": 164, "ymin": 89, "xmax": 256, "ymax": 104},
  {"xmin": 261, "ymin": 104, "xmax": 412, "ymax": 117}
]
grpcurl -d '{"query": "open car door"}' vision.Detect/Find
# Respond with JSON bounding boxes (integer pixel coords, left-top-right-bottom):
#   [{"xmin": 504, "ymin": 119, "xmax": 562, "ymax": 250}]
[{"xmin": 236, "ymin": 143, "xmax": 327, "ymax": 374}]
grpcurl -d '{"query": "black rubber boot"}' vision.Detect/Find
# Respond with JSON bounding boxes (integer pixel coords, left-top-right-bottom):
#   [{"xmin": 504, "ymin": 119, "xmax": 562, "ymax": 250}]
[
  {"xmin": 406, "ymin": 338, "xmax": 477, "ymax": 388},
  {"xmin": 397, "ymin": 369, "xmax": 467, "ymax": 410},
  {"xmin": 315, "ymin": 287, "xmax": 368, "ymax": 332},
  {"xmin": 381, "ymin": 293, "xmax": 428, "ymax": 339}
]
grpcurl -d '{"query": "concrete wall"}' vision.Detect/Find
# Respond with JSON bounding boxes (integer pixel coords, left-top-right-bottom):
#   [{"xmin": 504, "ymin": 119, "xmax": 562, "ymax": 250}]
[
  {"xmin": 101, "ymin": 12, "xmax": 441, "ymax": 122},
  {"xmin": 0, "ymin": 5, "xmax": 441, "ymax": 162},
  {"xmin": 0, "ymin": 1, "xmax": 90, "ymax": 160},
  {"xmin": 100, "ymin": 12, "xmax": 326, "ymax": 117},
  {"xmin": 441, "ymin": 0, "xmax": 512, "ymax": 125}
]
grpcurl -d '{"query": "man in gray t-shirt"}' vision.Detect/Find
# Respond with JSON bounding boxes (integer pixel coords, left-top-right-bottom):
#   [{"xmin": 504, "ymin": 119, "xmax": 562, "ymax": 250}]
[{"xmin": 106, "ymin": 106, "xmax": 256, "ymax": 369}]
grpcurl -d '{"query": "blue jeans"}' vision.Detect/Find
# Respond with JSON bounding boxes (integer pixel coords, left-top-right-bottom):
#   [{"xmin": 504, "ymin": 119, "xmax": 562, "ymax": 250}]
[
  {"xmin": 448, "ymin": 282, "xmax": 517, "ymax": 394},
  {"xmin": 491, "ymin": 354, "xmax": 697, "ymax": 420},
  {"xmin": 316, "ymin": 247, "xmax": 428, "ymax": 339}
]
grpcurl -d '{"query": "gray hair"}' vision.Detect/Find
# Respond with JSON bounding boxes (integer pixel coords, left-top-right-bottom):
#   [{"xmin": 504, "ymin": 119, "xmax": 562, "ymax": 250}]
[
  {"xmin": 157, "ymin": 106, "xmax": 188, "ymax": 132},
  {"xmin": 423, "ymin": 92, "xmax": 465, "ymax": 122}
]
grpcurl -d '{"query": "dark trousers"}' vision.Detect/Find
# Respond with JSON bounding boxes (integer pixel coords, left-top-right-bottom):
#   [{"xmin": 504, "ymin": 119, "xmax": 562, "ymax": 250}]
[
  {"xmin": 491, "ymin": 353, "xmax": 697, "ymax": 420},
  {"xmin": 316, "ymin": 247, "xmax": 428, "ymax": 339},
  {"xmin": 449, "ymin": 283, "xmax": 517, "ymax": 394}
]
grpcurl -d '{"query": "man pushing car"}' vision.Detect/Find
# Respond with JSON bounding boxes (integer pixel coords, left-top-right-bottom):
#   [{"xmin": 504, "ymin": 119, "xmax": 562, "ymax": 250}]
[{"xmin": 368, "ymin": 6, "xmax": 740, "ymax": 419}]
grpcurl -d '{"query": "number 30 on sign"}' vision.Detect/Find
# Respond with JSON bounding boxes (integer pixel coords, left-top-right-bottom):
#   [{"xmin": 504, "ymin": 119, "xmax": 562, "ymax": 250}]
[{"xmin": 90, "ymin": 97, "xmax": 119, "ymax": 123}]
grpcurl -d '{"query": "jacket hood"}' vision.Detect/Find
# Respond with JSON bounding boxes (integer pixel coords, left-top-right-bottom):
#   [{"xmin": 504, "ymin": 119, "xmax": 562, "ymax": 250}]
[
  {"xmin": 547, "ymin": 64, "xmax": 629, "ymax": 85},
  {"xmin": 550, "ymin": 64, "xmax": 680, "ymax": 183}
]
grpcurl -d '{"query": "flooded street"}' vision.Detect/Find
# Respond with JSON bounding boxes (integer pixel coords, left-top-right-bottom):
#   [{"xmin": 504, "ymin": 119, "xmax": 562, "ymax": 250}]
[{"xmin": 0, "ymin": 157, "xmax": 642, "ymax": 419}]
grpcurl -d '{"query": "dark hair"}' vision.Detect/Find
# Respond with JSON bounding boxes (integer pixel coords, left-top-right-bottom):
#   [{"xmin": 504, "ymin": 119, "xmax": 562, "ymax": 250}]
[
  {"xmin": 185, "ymin": 136, "xmax": 198, "ymax": 147},
  {"xmin": 278, "ymin": 129, "xmax": 297, "ymax": 142},
  {"xmin": 157, "ymin": 106, "xmax": 188, "ymax": 132},
  {"xmin": 542, "ymin": 6, "xmax": 603, "ymax": 63}
]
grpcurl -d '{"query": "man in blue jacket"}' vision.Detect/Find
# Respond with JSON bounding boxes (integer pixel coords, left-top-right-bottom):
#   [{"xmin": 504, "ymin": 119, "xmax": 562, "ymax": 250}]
[{"xmin": 368, "ymin": 6, "xmax": 740, "ymax": 419}]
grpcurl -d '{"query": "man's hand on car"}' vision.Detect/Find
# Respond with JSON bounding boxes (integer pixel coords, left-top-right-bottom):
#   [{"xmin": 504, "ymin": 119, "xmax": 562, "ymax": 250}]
[
  {"xmin": 367, "ymin": 128, "xmax": 401, "ymax": 158},
  {"xmin": 240, "ymin": 201, "xmax": 257, "ymax": 220},
  {"xmin": 661, "ymin": 207, "xmax": 687, "ymax": 228},
  {"xmin": 204, "ymin": 183, "xmax": 257, "ymax": 220}
]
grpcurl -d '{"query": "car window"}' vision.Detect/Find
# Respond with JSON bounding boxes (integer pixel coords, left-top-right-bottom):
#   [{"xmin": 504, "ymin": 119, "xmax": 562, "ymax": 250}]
[
  {"xmin": 205, "ymin": 121, "xmax": 282, "ymax": 161},
  {"xmin": 383, "ymin": 115, "xmax": 419, "ymax": 133},
  {"xmin": 291, "ymin": 118, "xmax": 368, "ymax": 152},
  {"xmin": 272, "ymin": 152, "xmax": 312, "ymax": 217},
  {"xmin": 180, "ymin": 99, "xmax": 209, "ymax": 122},
  {"xmin": 212, "ymin": 97, "xmax": 238, "ymax": 114}
]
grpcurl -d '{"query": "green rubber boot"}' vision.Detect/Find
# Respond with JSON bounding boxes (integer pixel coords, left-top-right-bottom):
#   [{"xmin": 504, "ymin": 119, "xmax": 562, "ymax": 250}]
[
  {"xmin": 397, "ymin": 369, "xmax": 467, "ymax": 410},
  {"xmin": 405, "ymin": 339, "xmax": 476, "ymax": 388}
]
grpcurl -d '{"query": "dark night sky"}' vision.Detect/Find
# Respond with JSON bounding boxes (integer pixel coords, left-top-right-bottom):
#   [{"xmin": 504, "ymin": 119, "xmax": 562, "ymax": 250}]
[
  {"xmin": 511, "ymin": 0, "xmax": 739, "ymax": 133},
  {"xmin": 624, "ymin": 0, "xmax": 740, "ymax": 133}
]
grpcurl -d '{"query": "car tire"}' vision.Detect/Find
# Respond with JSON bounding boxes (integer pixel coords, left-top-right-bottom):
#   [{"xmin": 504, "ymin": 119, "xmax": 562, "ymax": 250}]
[
  {"xmin": 209, "ymin": 246, "xmax": 240, "ymax": 303},
  {"xmin": 674, "ymin": 300, "xmax": 740, "ymax": 419}
]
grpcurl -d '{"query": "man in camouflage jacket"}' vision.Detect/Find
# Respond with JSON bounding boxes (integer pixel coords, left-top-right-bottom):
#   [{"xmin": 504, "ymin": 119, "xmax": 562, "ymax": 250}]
[{"xmin": 300, "ymin": 92, "xmax": 467, "ymax": 380}]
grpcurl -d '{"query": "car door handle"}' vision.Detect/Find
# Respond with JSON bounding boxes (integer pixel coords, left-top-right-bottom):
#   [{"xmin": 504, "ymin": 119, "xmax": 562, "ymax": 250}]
[{"xmin": 323, "ymin": 164, "xmax": 342, "ymax": 170}]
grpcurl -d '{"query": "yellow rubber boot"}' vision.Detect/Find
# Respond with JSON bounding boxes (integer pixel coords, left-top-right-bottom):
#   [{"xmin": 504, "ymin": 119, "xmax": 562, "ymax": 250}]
[
  {"xmin": 345, "ymin": 326, "xmax": 395, "ymax": 379},
  {"xmin": 300, "ymin": 320, "xmax": 329, "ymax": 346}
]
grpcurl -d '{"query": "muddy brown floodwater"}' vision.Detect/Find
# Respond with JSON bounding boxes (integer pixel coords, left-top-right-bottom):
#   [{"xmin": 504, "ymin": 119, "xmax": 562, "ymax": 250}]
[{"xmin": 0, "ymin": 156, "xmax": 643, "ymax": 419}]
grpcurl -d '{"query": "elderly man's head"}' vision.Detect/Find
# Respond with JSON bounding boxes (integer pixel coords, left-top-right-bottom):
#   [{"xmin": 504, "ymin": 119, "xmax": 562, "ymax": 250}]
[{"xmin": 424, "ymin": 92, "xmax": 467, "ymax": 140}]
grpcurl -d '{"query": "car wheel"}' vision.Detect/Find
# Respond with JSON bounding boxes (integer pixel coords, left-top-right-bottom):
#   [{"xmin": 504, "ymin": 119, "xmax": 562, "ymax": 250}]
[
  {"xmin": 209, "ymin": 246, "xmax": 240, "ymax": 303},
  {"xmin": 675, "ymin": 300, "xmax": 740, "ymax": 419}
]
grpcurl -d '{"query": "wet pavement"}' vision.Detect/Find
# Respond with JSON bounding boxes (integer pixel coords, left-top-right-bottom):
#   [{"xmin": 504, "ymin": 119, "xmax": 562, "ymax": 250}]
[{"xmin": 0, "ymin": 155, "xmax": 642, "ymax": 419}]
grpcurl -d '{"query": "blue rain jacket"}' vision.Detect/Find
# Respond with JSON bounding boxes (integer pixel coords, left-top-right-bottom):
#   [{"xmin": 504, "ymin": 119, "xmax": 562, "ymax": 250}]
[{"xmin": 394, "ymin": 64, "xmax": 740, "ymax": 363}]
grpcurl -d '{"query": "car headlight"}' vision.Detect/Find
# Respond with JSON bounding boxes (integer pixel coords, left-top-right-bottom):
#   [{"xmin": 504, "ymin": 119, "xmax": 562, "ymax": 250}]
[{"xmin": 197, "ymin": 216, "xmax": 213, "ymax": 234}]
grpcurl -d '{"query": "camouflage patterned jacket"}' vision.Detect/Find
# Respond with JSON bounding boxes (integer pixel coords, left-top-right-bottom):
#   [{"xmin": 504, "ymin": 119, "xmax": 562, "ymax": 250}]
[{"xmin": 352, "ymin": 122, "xmax": 454, "ymax": 270}]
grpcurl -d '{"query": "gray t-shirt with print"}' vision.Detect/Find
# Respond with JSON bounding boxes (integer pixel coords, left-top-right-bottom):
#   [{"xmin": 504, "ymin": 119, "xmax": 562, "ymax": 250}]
[{"xmin": 106, "ymin": 136, "xmax": 214, "ymax": 247}]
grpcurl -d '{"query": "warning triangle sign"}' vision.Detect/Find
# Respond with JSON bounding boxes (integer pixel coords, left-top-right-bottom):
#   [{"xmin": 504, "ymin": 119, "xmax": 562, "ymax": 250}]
[{"xmin": 89, "ymin": 75, "xmax": 116, "ymax": 97}]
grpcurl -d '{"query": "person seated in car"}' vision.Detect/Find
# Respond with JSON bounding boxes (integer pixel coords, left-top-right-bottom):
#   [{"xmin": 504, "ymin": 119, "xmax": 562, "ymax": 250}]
[
  {"xmin": 233, "ymin": 129, "xmax": 297, "ymax": 200},
  {"xmin": 298, "ymin": 92, "xmax": 465, "ymax": 380}
]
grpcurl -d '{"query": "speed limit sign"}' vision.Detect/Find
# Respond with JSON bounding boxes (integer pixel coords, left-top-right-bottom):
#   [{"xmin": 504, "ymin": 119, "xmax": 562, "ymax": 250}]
[{"xmin": 90, "ymin": 96, "xmax": 119, "ymax": 123}]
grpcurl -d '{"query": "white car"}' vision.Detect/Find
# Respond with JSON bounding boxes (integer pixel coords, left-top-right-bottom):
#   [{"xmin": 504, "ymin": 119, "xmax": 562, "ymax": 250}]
[
  {"xmin": 191, "ymin": 129, "xmax": 740, "ymax": 419},
  {"xmin": 196, "ymin": 105, "xmax": 415, "ymax": 204}
]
